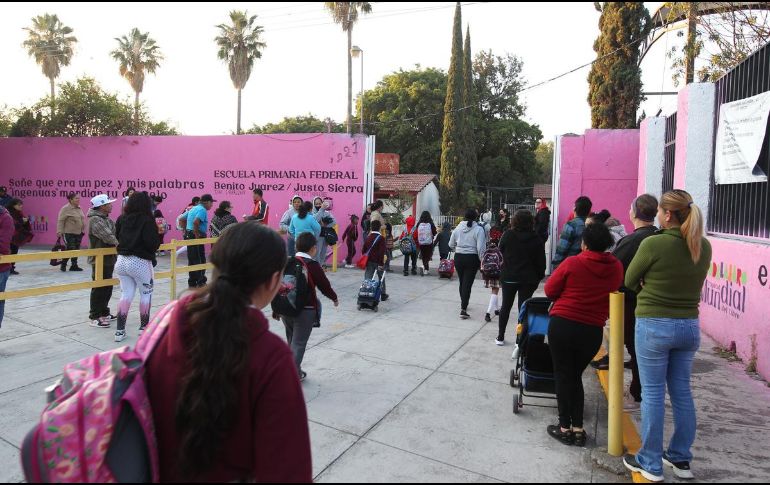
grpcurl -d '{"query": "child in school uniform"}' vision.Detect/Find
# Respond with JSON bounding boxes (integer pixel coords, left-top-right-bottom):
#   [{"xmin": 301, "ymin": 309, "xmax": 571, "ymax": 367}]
[
  {"xmin": 481, "ymin": 238, "xmax": 504, "ymax": 323},
  {"xmin": 342, "ymin": 214, "xmax": 359, "ymax": 269},
  {"xmin": 362, "ymin": 220, "xmax": 389, "ymax": 301},
  {"xmin": 384, "ymin": 222, "xmax": 395, "ymax": 272}
]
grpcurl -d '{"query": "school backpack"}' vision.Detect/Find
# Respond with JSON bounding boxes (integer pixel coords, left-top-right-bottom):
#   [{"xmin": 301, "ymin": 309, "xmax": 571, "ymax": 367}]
[
  {"xmin": 321, "ymin": 226, "xmax": 339, "ymax": 246},
  {"xmin": 271, "ymin": 257, "xmax": 313, "ymax": 318},
  {"xmin": 20, "ymin": 301, "xmax": 177, "ymax": 483},
  {"xmin": 399, "ymin": 226, "xmax": 417, "ymax": 255},
  {"xmin": 481, "ymin": 246, "xmax": 503, "ymax": 279},
  {"xmin": 156, "ymin": 217, "xmax": 168, "ymax": 235},
  {"xmin": 417, "ymin": 223, "xmax": 434, "ymax": 245}
]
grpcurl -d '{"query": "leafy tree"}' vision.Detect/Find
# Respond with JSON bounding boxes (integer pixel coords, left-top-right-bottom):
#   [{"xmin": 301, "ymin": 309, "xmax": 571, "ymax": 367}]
[
  {"xmin": 111, "ymin": 28, "xmax": 163, "ymax": 124},
  {"xmin": 440, "ymin": 2, "xmax": 467, "ymax": 212},
  {"xmin": 588, "ymin": 2, "xmax": 650, "ymax": 129},
  {"xmin": 324, "ymin": 2, "xmax": 373, "ymax": 134},
  {"xmin": 535, "ymin": 141, "xmax": 554, "ymax": 184},
  {"xmin": 0, "ymin": 107, "xmax": 13, "ymax": 137},
  {"xmin": 462, "ymin": 26, "xmax": 479, "ymax": 203},
  {"xmin": 215, "ymin": 10, "xmax": 266, "ymax": 134},
  {"xmin": 246, "ymin": 114, "xmax": 344, "ymax": 134},
  {"xmin": 9, "ymin": 110, "xmax": 43, "ymax": 137},
  {"xmin": 22, "ymin": 13, "xmax": 77, "ymax": 113}
]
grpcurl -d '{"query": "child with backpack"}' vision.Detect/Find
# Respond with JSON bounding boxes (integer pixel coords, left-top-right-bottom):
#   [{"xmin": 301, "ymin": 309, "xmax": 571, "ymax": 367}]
[
  {"xmin": 435, "ymin": 222, "xmax": 452, "ymax": 261},
  {"xmin": 384, "ymin": 222, "xmax": 395, "ymax": 272},
  {"xmin": 342, "ymin": 214, "xmax": 359, "ymax": 269},
  {"xmin": 275, "ymin": 232, "xmax": 339, "ymax": 381},
  {"xmin": 416, "ymin": 211, "xmax": 437, "ymax": 276},
  {"xmin": 481, "ymin": 237, "xmax": 504, "ymax": 323},
  {"xmin": 400, "ymin": 215, "xmax": 418, "ymax": 276},
  {"xmin": 362, "ymin": 220, "xmax": 389, "ymax": 301}
]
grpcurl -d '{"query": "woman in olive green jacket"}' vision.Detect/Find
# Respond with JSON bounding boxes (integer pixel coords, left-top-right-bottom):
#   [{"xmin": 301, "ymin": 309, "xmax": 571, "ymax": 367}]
[{"xmin": 56, "ymin": 192, "xmax": 86, "ymax": 272}]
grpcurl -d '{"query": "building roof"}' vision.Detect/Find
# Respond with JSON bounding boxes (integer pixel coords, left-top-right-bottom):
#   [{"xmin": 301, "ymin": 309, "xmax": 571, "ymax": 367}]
[
  {"xmin": 375, "ymin": 174, "xmax": 438, "ymax": 194},
  {"xmin": 533, "ymin": 184, "xmax": 553, "ymax": 199}
]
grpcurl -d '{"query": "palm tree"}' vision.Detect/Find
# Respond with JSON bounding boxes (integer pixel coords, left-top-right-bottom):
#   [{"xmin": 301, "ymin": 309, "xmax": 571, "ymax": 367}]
[
  {"xmin": 110, "ymin": 28, "xmax": 163, "ymax": 125},
  {"xmin": 22, "ymin": 13, "xmax": 77, "ymax": 113},
  {"xmin": 324, "ymin": 2, "xmax": 372, "ymax": 134},
  {"xmin": 215, "ymin": 10, "xmax": 266, "ymax": 135}
]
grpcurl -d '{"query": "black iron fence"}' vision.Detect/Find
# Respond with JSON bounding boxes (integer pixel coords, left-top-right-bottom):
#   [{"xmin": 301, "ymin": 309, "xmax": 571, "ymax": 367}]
[
  {"xmin": 709, "ymin": 42, "xmax": 770, "ymax": 239},
  {"xmin": 663, "ymin": 112, "xmax": 677, "ymax": 194}
]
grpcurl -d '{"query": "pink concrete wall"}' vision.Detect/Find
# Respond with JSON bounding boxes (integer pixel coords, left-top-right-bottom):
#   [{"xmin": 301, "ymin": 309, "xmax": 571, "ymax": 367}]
[
  {"xmin": 700, "ymin": 237, "xmax": 770, "ymax": 379},
  {"xmin": 674, "ymin": 87, "xmax": 689, "ymax": 189},
  {"xmin": 557, "ymin": 130, "xmax": 640, "ymax": 232},
  {"xmin": 0, "ymin": 134, "xmax": 367, "ymax": 262}
]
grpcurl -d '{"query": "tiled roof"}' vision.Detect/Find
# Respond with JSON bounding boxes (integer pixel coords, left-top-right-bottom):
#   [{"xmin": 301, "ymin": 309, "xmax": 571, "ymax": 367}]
[
  {"xmin": 533, "ymin": 184, "xmax": 552, "ymax": 199},
  {"xmin": 375, "ymin": 174, "xmax": 437, "ymax": 193}
]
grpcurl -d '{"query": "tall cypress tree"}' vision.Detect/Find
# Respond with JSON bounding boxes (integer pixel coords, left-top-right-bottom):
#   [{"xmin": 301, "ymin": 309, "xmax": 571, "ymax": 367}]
[
  {"xmin": 587, "ymin": 2, "xmax": 650, "ymax": 128},
  {"xmin": 462, "ymin": 25, "xmax": 478, "ymax": 200},
  {"xmin": 440, "ymin": 2, "xmax": 466, "ymax": 212}
]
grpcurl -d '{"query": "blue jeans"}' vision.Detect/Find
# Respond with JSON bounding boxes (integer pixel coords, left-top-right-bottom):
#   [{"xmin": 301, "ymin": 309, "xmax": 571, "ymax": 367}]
[
  {"xmin": 636, "ymin": 317, "xmax": 700, "ymax": 475},
  {"xmin": 0, "ymin": 269, "xmax": 9, "ymax": 328},
  {"xmin": 287, "ymin": 236, "xmax": 296, "ymax": 258}
]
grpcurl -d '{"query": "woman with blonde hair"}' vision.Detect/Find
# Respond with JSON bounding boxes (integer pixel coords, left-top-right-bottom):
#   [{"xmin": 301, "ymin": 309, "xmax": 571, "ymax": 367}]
[{"xmin": 622, "ymin": 190, "xmax": 712, "ymax": 483}]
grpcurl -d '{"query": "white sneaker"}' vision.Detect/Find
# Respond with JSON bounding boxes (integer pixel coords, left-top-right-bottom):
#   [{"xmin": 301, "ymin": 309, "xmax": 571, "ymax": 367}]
[
  {"xmin": 114, "ymin": 330, "xmax": 127, "ymax": 343},
  {"xmin": 495, "ymin": 338, "xmax": 505, "ymax": 346},
  {"xmin": 663, "ymin": 454, "xmax": 694, "ymax": 480},
  {"xmin": 345, "ymin": 264, "xmax": 354, "ymax": 269}
]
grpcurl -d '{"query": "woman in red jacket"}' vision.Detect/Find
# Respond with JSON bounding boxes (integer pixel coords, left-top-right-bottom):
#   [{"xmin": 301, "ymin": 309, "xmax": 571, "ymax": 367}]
[
  {"xmin": 145, "ymin": 222, "xmax": 312, "ymax": 483},
  {"xmin": 544, "ymin": 222, "xmax": 623, "ymax": 447},
  {"xmin": 7, "ymin": 199, "xmax": 33, "ymax": 275}
]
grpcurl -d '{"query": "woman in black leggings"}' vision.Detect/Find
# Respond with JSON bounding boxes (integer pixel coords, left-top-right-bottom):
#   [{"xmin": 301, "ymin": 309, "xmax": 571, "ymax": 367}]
[
  {"xmin": 496, "ymin": 210, "xmax": 546, "ymax": 345},
  {"xmin": 449, "ymin": 209, "xmax": 487, "ymax": 320}
]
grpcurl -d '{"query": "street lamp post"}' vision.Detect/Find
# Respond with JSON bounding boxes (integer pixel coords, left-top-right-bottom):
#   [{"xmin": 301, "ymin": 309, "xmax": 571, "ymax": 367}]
[{"xmin": 351, "ymin": 45, "xmax": 364, "ymax": 134}]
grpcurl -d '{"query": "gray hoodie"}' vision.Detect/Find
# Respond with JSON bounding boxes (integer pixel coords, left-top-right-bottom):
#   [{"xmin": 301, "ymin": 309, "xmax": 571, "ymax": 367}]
[{"xmin": 449, "ymin": 221, "xmax": 487, "ymax": 256}]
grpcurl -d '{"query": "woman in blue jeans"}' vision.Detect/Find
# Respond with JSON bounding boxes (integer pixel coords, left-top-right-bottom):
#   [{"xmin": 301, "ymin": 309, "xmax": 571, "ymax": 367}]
[{"xmin": 622, "ymin": 190, "xmax": 712, "ymax": 482}]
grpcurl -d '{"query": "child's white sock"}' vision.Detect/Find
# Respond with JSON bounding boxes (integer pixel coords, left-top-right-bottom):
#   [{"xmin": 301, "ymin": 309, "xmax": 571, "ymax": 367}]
[{"xmin": 487, "ymin": 294, "xmax": 498, "ymax": 314}]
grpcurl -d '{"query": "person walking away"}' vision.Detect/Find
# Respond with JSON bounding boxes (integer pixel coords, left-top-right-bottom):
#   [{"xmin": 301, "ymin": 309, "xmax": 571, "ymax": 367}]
[
  {"xmin": 496, "ymin": 210, "xmax": 546, "ymax": 345},
  {"xmin": 56, "ymin": 192, "xmax": 86, "ymax": 272},
  {"xmin": 153, "ymin": 196, "xmax": 169, "ymax": 257},
  {"xmin": 342, "ymin": 214, "xmax": 360, "ymax": 268},
  {"xmin": 0, "ymin": 205, "xmax": 14, "ymax": 329},
  {"xmin": 416, "ymin": 211, "xmax": 437, "ymax": 276},
  {"xmin": 185, "ymin": 194, "xmax": 215, "ymax": 288},
  {"xmin": 544, "ymin": 223, "xmax": 623, "ymax": 448},
  {"xmin": 602, "ymin": 194, "xmax": 658, "ymax": 411},
  {"xmin": 7, "ymin": 199, "xmax": 33, "ymax": 275},
  {"xmin": 481, "ymin": 237, "xmax": 504, "ymax": 323},
  {"xmin": 449, "ymin": 209, "xmax": 487, "ymax": 320},
  {"xmin": 400, "ymin": 215, "xmax": 418, "ymax": 276},
  {"xmin": 280, "ymin": 196, "xmax": 303, "ymax": 257},
  {"xmin": 211, "ymin": 201, "xmax": 238, "ymax": 238},
  {"xmin": 622, "ymin": 190, "xmax": 711, "ymax": 483},
  {"xmin": 114, "ymin": 192, "xmax": 161, "ymax": 342},
  {"xmin": 0, "ymin": 186, "xmax": 11, "ymax": 208},
  {"xmin": 87, "ymin": 194, "xmax": 119, "ymax": 328},
  {"xmin": 121, "ymin": 187, "xmax": 136, "ymax": 211},
  {"xmin": 289, "ymin": 201, "xmax": 321, "ymax": 241},
  {"xmin": 535, "ymin": 199, "xmax": 551, "ymax": 243},
  {"xmin": 145, "ymin": 222, "xmax": 311, "ymax": 482},
  {"xmin": 384, "ymin": 222, "xmax": 395, "ymax": 272},
  {"xmin": 313, "ymin": 197, "xmax": 336, "ymax": 268},
  {"xmin": 244, "ymin": 188, "xmax": 269, "ymax": 224},
  {"xmin": 362, "ymin": 220, "xmax": 389, "ymax": 301},
  {"xmin": 435, "ymin": 222, "xmax": 452, "ymax": 261},
  {"xmin": 275, "ymin": 232, "xmax": 340, "ymax": 382},
  {"xmin": 552, "ymin": 196, "xmax": 592, "ymax": 269}
]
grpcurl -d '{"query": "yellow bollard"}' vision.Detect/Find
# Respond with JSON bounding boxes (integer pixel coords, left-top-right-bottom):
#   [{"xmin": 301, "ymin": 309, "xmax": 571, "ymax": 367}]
[
  {"xmin": 608, "ymin": 291, "xmax": 625, "ymax": 457},
  {"xmin": 332, "ymin": 224, "xmax": 339, "ymax": 273},
  {"xmin": 170, "ymin": 239, "xmax": 177, "ymax": 300}
]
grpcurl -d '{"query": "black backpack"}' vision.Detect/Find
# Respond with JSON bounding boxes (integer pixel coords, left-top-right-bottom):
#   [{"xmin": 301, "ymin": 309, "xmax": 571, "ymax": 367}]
[
  {"xmin": 321, "ymin": 226, "xmax": 339, "ymax": 246},
  {"xmin": 271, "ymin": 257, "xmax": 312, "ymax": 317}
]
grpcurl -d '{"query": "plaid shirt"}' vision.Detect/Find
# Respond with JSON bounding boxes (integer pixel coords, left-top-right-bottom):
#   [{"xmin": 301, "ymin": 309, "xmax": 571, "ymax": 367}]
[{"xmin": 87, "ymin": 209, "xmax": 118, "ymax": 265}]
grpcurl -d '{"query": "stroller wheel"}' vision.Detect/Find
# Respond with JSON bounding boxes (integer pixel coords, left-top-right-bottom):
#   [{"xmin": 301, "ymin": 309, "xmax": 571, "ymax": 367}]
[
  {"xmin": 512, "ymin": 392, "xmax": 520, "ymax": 415},
  {"xmin": 357, "ymin": 304, "xmax": 362, "ymax": 311},
  {"xmin": 509, "ymin": 370, "xmax": 516, "ymax": 388},
  {"xmin": 373, "ymin": 305, "xmax": 379, "ymax": 312}
]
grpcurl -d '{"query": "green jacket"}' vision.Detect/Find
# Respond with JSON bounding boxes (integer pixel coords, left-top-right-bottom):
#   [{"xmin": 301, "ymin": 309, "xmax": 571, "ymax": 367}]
[{"xmin": 625, "ymin": 229, "xmax": 712, "ymax": 319}]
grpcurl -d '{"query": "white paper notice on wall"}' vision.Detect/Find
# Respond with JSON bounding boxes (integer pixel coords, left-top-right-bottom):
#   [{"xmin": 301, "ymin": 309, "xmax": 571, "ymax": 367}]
[{"xmin": 715, "ymin": 90, "xmax": 770, "ymax": 185}]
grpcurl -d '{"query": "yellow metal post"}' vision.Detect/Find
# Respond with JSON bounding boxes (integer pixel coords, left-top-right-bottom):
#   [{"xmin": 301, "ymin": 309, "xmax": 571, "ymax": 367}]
[
  {"xmin": 170, "ymin": 239, "xmax": 177, "ymax": 300},
  {"xmin": 95, "ymin": 254, "xmax": 104, "ymax": 281},
  {"xmin": 332, "ymin": 224, "xmax": 339, "ymax": 273},
  {"xmin": 608, "ymin": 291, "xmax": 625, "ymax": 457}
]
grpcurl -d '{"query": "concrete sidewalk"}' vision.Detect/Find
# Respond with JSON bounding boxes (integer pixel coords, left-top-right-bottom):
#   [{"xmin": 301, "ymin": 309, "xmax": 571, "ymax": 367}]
[{"xmin": 0, "ymin": 251, "xmax": 768, "ymax": 482}]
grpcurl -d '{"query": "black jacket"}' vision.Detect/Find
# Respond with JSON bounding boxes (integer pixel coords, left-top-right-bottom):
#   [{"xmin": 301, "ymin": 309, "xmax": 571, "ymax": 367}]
[
  {"xmin": 498, "ymin": 230, "xmax": 546, "ymax": 284},
  {"xmin": 116, "ymin": 213, "xmax": 161, "ymax": 262},
  {"xmin": 435, "ymin": 230, "xmax": 451, "ymax": 254},
  {"xmin": 535, "ymin": 208, "xmax": 551, "ymax": 241},
  {"xmin": 612, "ymin": 225, "xmax": 658, "ymax": 272}
]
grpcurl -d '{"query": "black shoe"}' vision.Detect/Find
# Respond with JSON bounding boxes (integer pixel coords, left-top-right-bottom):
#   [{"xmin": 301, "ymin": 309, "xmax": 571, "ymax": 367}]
[
  {"xmin": 485, "ymin": 313, "xmax": 492, "ymax": 322},
  {"xmin": 381, "ymin": 294, "xmax": 389, "ymax": 302},
  {"xmin": 590, "ymin": 355, "xmax": 609, "ymax": 370},
  {"xmin": 547, "ymin": 425, "xmax": 574, "ymax": 446},
  {"xmin": 70, "ymin": 266, "xmax": 84, "ymax": 272},
  {"xmin": 60, "ymin": 265, "xmax": 67, "ymax": 272},
  {"xmin": 460, "ymin": 310, "xmax": 470, "ymax": 320},
  {"xmin": 10, "ymin": 270, "xmax": 19, "ymax": 276},
  {"xmin": 495, "ymin": 310, "xmax": 500, "ymax": 316},
  {"xmin": 411, "ymin": 268, "xmax": 417, "ymax": 275},
  {"xmin": 403, "ymin": 271, "xmax": 409, "ymax": 276},
  {"xmin": 624, "ymin": 360, "xmax": 633, "ymax": 369},
  {"xmin": 573, "ymin": 430, "xmax": 587, "ymax": 447},
  {"xmin": 623, "ymin": 454, "xmax": 664, "ymax": 482}
]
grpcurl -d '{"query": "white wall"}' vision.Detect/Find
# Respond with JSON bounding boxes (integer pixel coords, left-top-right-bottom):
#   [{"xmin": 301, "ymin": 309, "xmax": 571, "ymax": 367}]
[{"xmin": 416, "ymin": 182, "xmax": 441, "ymax": 218}]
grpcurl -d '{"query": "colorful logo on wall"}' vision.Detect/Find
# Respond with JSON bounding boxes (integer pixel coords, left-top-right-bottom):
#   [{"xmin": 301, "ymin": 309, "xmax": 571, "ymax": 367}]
[
  {"xmin": 28, "ymin": 215, "xmax": 50, "ymax": 233},
  {"xmin": 711, "ymin": 262, "xmax": 748, "ymax": 286}
]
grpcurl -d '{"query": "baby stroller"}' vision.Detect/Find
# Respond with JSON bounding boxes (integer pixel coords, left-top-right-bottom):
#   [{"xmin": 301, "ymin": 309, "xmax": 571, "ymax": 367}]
[
  {"xmin": 509, "ymin": 297, "xmax": 558, "ymax": 415},
  {"xmin": 357, "ymin": 270, "xmax": 386, "ymax": 312}
]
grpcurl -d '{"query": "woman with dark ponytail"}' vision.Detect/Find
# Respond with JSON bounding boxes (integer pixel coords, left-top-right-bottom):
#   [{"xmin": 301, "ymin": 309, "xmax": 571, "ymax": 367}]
[{"xmin": 145, "ymin": 222, "xmax": 311, "ymax": 482}]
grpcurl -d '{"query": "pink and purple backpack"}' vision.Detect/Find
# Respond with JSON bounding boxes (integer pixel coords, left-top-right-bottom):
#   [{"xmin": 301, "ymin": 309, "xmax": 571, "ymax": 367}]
[{"xmin": 21, "ymin": 301, "xmax": 178, "ymax": 483}]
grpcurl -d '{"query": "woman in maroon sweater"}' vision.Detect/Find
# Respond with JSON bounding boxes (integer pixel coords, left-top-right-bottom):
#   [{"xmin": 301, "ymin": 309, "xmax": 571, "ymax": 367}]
[
  {"xmin": 544, "ymin": 222, "xmax": 623, "ymax": 447},
  {"xmin": 145, "ymin": 222, "xmax": 312, "ymax": 482}
]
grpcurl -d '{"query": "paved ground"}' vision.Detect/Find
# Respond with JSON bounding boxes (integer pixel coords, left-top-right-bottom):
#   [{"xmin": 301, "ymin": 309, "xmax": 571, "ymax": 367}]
[{"xmin": 1, "ymin": 250, "xmax": 769, "ymax": 482}]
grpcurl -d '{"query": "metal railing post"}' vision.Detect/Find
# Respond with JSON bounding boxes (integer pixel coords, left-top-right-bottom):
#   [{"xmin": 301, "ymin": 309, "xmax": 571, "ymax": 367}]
[
  {"xmin": 170, "ymin": 239, "xmax": 177, "ymax": 300},
  {"xmin": 608, "ymin": 291, "xmax": 625, "ymax": 457},
  {"xmin": 95, "ymin": 253, "xmax": 104, "ymax": 282},
  {"xmin": 332, "ymin": 224, "xmax": 339, "ymax": 273}
]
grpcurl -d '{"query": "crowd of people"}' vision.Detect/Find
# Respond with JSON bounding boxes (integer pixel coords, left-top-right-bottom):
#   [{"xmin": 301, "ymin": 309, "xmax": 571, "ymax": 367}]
[{"xmin": 0, "ymin": 182, "xmax": 712, "ymax": 483}]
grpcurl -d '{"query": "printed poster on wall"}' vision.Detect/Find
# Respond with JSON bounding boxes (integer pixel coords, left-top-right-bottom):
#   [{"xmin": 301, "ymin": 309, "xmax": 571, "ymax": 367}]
[{"xmin": 715, "ymin": 90, "xmax": 770, "ymax": 185}]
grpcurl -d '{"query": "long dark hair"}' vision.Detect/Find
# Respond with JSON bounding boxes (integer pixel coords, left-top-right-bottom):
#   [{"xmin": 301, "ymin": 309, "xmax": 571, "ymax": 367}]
[
  {"xmin": 418, "ymin": 210, "xmax": 433, "ymax": 225},
  {"xmin": 214, "ymin": 201, "xmax": 232, "ymax": 218},
  {"xmin": 7, "ymin": 198, "xmax": 23, "ymax": 215},
  {"xmin": 123, "ymin": 191, "xmax": 153, "ymax": 218},
  {"xmin": 298, "ymin": 201, "xmax": 313, "ymax": 219},
  {"xmin": 465, "ymin": 208, "xmax": 478, "ymax": 228},
  {"xmin": 176, "ymin": 222, "xmax": 286, "ymax": 477}
]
